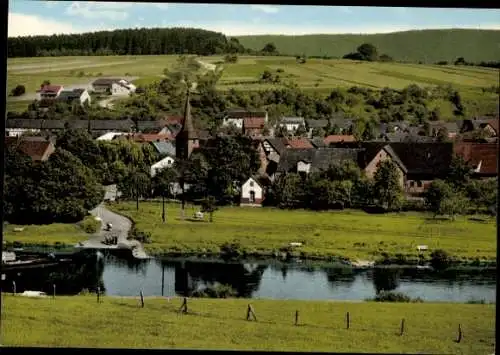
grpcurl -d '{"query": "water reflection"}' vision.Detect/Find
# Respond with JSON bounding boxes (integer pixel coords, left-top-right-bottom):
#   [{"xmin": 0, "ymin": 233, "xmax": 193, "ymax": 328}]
[
  {"xmin": 373, "ymin": 268, "xmax": 401, "ymax": 293},
  {"xmin": 1, "ymin": 253, "xmax": 496, "ymax": 302},
  {"xmin": 1, "ymin": 250, "xmax": 105, "ymax": 295}
]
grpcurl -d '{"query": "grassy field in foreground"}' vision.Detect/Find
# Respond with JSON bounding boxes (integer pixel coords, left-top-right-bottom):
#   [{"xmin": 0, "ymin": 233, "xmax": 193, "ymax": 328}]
[
  {"xmin": 108, "ymin": 202, "xmax": 497, "ymax": 261},
  {"xmin": 1, "ymin": 294, "xmax": 495, "ymax": 353},
  {"xmin": 3, "ymin": 222, "xmax": 90, "ymax": 247}
]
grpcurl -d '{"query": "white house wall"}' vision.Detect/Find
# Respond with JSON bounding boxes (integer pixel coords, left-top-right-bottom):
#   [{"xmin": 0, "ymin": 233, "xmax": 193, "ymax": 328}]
[
  {"xmin": 151, "ymin": 157, "xmax": 175, "ymax": 177},
  {"xmin": 223, "ymin": 118, "xmax": 244, "ymax": 128},
  {"xmin": 241, "ymin": 178, "xmax": 263, "ymax": 200}
]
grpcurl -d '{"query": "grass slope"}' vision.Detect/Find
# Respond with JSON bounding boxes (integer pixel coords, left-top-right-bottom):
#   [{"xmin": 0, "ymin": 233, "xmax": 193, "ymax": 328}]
[
  {"xmin": 1, "ymin": 294, "xmax": 494, "ymax": 354},
  {"xmin": 107, "ymin": 202, "xmax": 497, "ymax": 262},
  {"xmin": 3, "ymin": 221, "xmax": 91, "ymax": 247},
  {"xmin": 235, "ymin": 29, "xmax": 500, "ymax": 63}
]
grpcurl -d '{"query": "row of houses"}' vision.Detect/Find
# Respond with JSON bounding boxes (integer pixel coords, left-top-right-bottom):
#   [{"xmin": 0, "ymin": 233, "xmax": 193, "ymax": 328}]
[
  {"xmin": 220, "ymin": 108, "xmax": 499, "ymax": 142},
  {"xmin": 36, "ymin": 78, "xmax": 137, "ymax": 101}
]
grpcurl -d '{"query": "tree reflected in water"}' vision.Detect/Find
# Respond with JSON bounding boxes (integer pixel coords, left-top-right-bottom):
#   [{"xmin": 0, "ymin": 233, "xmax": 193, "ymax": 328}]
[
  {"xmin": 2, "ymin": 250, "xmax": 106, "ymax": 295},
  {"xmin": 372, "ymin": 268, "xmax": 402, "ymax": 294},
  {"xmin": 172, "ymin": 260, "xmax": 268, "ymax": 298}
]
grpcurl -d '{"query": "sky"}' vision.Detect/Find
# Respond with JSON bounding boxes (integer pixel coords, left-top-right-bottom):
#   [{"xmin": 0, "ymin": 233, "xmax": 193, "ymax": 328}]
[{"xmin": 7, "ymin": 1, "xmax": 500, "ymax": 37}]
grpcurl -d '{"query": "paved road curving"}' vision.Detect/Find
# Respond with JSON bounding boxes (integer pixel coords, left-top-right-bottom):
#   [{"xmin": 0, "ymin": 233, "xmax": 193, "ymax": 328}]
[{"xmin": 76, "ymin": 203, "xmax": 148, "ymax": 259}]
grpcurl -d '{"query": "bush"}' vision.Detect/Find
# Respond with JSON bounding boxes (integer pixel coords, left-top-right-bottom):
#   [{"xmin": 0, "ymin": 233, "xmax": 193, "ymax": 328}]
[
  {"xmin": 79, "ymin": 216, "xmax": 101, "ymax": 234},
  {"xmin": 191, "ymin": 284, "xmax": 238, "ymax": 298},
  {"xmin": 130, "ymin": 226, "xmax": 152, "ymax": 244},
  {"xmin": 224, "ymin": 54, "xmax": 238, "ymax": 63},
  {"xmin": 220, "ymin": 242, "xmax": 244, "ymax": 258},
  {"xmin": 430, "ymin": 249, "xmax": 452, "ymax": 270},
  {"xmin": 10, "ymin": 85, "xmax": 26, "ymax": 97},
  {"xmin": 370, "ymin": 291, "xmax": 423, "ymax": 303},
  {"xmin": 402, "ymin": 199, "xmax": 427, "ymax": 212}
]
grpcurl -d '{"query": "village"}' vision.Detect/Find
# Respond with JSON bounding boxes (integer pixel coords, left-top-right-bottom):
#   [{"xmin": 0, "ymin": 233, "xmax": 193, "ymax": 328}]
[{"xmin": 5, "ymin": 76, "xmax": 499, "ymax": 208}]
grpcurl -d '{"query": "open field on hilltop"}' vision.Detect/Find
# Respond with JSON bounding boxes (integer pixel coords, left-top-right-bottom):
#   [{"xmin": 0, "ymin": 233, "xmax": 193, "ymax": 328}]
[
  {"xmin": 235, "ymin": 29, "xmax": 500, "ymax": 63},
  {"xmin": 3, "ymin": 221, "xmax": 91, "ymax": 247},
  {"xmin": 107, "ymin": 202, "xmax": 497, "ymax": 262},
  {"xmin": 1, "ymin": 294, "xmax": 495, "ymax": 354},
  {"xmin": 7, "ymin": 55, "xmax": 498, "ymax": 94},
  {"xmin": 6, "ymin": 55, "xmax": 498, "ymax": 117}
]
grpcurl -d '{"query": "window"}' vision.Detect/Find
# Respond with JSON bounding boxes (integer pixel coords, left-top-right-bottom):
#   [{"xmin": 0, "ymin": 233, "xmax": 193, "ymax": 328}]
[
  {"xmin": 417, "ymin": 181, "xmax": 423, "ymax": 188},
  {"xmin": 409, "ymin": 181, "xmax": 415, "ymax": 187},
  {"xmin": 249, "ymin": 181, "xmax": 254, "ymax": 187},
  {"xmin": 249, "ymin": 190, "xmax": 256, "ymax": 203}
]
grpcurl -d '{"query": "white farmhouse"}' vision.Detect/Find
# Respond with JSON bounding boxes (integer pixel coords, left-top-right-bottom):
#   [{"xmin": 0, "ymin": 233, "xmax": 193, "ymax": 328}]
[
  {"xmin": 278, "ymin": 117, "xmax": 305, "ymax": 132},
  {"xmin": 150, "ymin": 156, "xmax": 176, "ymax": 177},
  {"xmin": 91, "ymin": 78, "xmax": 136, "ymax": 96},
  {"xmin": 240, "ymin": 176, "xmax": 268, "ymax": 207}
]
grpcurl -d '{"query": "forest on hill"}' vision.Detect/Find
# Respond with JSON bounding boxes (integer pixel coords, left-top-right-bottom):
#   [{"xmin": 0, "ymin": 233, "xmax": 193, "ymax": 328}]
[
  {"xmin": 7, "ymin": 27, "xmax": 247, "ymax": 58},
  {"xmin": 235, "ymin": 29, "xmax": 500, "ymax": 64}
]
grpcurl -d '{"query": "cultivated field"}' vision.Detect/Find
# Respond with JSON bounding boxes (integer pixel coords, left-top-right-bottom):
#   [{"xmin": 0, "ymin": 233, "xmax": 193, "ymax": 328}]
[
  {"xmin": 107, "ymin": 202, "xmax": 497, "ymax": 262},
  {"xmin": 7, "ymin": 55, "xmax": 499, "ymax": 96},
  {"xmin": 1, "ymin": 294, "xmax": 494, "ymax": 354}
]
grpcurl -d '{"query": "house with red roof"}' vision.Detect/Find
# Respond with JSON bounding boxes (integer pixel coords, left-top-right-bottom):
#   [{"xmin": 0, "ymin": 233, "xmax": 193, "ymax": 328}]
[
  {"xmin": 454, "ymin": 142, "xmax": 498, "ymax": 178},
  {"xmin": 283, "ymin": 137, "xmax": 314, "ymax": 149},
  {"xmin": 36, "ymin": 85, "xmax": 63, "ymax": 100},
  {"xmin": 324, "ymin": 135, "xmax": 356, "ymax": 146},
  {"xmin": 243, "ymin": 117, "xmax": 266, "ymax": 137},
  {"xmin": 5, "ymin": 136, "xmax": 56, "ymax": 162}
]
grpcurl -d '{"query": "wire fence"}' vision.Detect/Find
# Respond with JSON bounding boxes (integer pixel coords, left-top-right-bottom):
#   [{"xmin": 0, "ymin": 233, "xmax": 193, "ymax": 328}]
[{"xmin": 112, "ymin": 294, "xmax": 495, "ymax": 346}]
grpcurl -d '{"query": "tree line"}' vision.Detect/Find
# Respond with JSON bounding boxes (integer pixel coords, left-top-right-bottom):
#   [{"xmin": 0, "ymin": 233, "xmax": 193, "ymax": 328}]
[
  {"xmin": 3, "ymin": 129, "xmax": 158, "ymax": 224},
  {"xmin": 7, "ymin": 28, "xmax": 247, "ymax": 57},
  {"xmin": 264, "ymin": 157, "xmax": 497, "ymax": 218}
]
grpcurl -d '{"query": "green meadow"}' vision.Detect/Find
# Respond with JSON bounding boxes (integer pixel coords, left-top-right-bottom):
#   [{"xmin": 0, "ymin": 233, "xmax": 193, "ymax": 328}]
[
  {"xmin": 236, "ymin": 29, "xmax": 500, "ymax": 63},
  {"xmin": 6, "ymin": 54, "xmax": 498, "ymax": 94},
  {"xmin": 108, "ymin": 202, "xmax": 497, "ymax": 262},
  {"xmin": 1, "ymin": 294, "xmax": 494, "ymax": 354},
  {"xmin": 3, "ymin": 220, "xmax": 93, "ymax": 247}
]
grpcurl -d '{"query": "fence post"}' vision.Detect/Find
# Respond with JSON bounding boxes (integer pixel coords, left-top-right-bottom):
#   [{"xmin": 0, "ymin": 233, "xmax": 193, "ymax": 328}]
[
  {"xmin": 140, "ymin": 290, "xmax": 144, "ymax": 308},
  {"xmin": 295, "ymin": 310, "xmax": 299, "ymax": 326},
  {"xmin": 456, "ymin": 324, "xmax": 462, "ymax": 343},
  {"xmin": 12, "ymin": 281, "xmax": 16, "ymax": 295},
  {"xmin": 53, "ymin": 284, "xmax": 56, "ymax": 298},
  {"xmin": 97, "ymin": 287, "xmax": 100, "ymax": 303},
  {"xmin": 400, "ymin": 318, "xmax": 405, "ymax": 336},
  {"xmin": 346, "ymin": 312, "xmax": 350, "ymax": 329},
  {"xmin": 178, "ymin": 297, "xmax": 188, "ymax": 313},
  {"xmin": 246, "ymin": 304, "xmax": 257, "ymax": 321}
]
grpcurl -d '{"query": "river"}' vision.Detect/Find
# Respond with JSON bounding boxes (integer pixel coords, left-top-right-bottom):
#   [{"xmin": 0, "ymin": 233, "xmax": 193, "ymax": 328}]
[{"xmin": 1, "ymin": 251, "xmax": 496, "ymax": 303}]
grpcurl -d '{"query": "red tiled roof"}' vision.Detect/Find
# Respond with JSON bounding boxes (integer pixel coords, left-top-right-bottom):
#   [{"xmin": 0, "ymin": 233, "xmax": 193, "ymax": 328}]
[
  {"xmin": 37, "ymin": 85, "xmax": 62, "ymax": 93},
  {"xmin": 165, "ymin": 116, "xmax": 184, "ymax": 125},
  {"xmin": 284, "ymin": 138, "xmax": 314, "ymax": 149},
  {"xmin": 129, "ymin": 133, "xmax": 171, "ymax": 143},
  {"xmin": 324, "ymin": 135, "xmax": 356, "ymax": 145},
  {"xmin": 5, "ymin": 136, "xmax": 55, "ymax": 161},
  {"xmin": 454, "ymin": 142, "xmax": 498, "ymax": 175},
  {"xmin": 243, "ymin": 117, "xmax": 265, "ymax": 129}
]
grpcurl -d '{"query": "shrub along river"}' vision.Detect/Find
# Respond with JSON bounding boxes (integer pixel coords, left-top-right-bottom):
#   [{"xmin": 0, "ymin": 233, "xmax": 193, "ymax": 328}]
[{"xmin": 1, "ymin": 250, "xmax": 496, "ymax": 303}]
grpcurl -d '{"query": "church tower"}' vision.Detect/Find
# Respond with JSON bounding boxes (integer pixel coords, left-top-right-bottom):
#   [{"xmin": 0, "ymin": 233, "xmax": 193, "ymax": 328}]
[{"xmin": 175, "ymin": 90, "xmax": 197, "ymax": 160}]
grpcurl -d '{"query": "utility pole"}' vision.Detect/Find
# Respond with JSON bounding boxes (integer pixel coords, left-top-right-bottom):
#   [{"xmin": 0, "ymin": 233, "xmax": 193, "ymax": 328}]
[
  {"xmin": 135, "ymin": 173, "xmax": 139, "ymax": 211},
  {"xmin": 162, "ymin": 194, "xmax": 166, "ymax": 223}
]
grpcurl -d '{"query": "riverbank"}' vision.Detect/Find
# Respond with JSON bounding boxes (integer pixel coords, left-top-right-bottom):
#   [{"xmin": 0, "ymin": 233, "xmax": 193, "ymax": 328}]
[
  {"xmin": 1, "ymin": 294, "xmax": 494, "ymax": 354},
  {"xmin": 107, "ymin": 201, "xmax": 497, "ymax": 264},
  {"xmin": 3, "ymin": 221, "xmax": 91, "ymax": 247}
]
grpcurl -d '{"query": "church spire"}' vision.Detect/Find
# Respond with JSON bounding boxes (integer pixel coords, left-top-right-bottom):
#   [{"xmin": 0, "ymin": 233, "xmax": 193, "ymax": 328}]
[{"xmin": 180, "ymin": 89, "xmax": 195, "ymax": 139}]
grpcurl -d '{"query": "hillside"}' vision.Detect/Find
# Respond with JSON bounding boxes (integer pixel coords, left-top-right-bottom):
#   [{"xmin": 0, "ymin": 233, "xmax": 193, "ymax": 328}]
[{"xmin": 235, "ymin": 29, "xmax": 500, "ymax": 63}]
